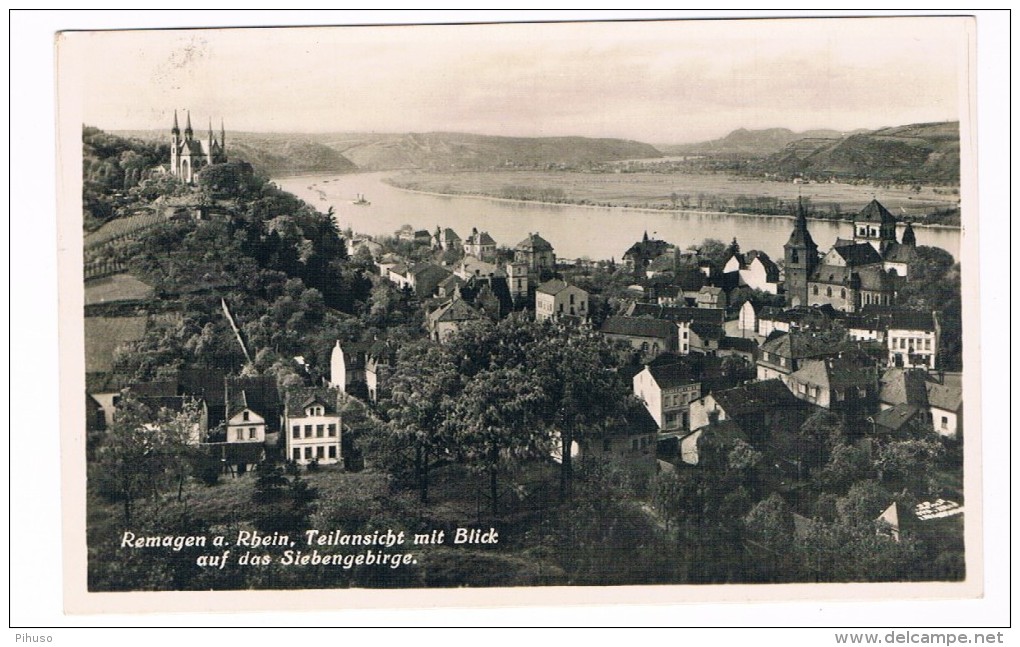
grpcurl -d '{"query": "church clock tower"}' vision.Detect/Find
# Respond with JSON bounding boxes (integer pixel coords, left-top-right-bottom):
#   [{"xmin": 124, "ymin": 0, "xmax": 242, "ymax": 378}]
[{"xmin": 783, "ymin": 197, "xmax": 819, "ymax": 307}]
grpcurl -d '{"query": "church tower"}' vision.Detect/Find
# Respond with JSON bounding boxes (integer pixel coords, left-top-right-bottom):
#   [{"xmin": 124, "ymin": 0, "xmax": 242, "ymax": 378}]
[
  {"xmin": 854, "ymin": 199, "xmax": 898, "ymax": 255},
  {"xmin": 170, "ymin": 110, "xmax": 180, "ymax": 174},
  {"xmin": 784, "ymin": 197, "xmax": 819, "ymax": 307}
]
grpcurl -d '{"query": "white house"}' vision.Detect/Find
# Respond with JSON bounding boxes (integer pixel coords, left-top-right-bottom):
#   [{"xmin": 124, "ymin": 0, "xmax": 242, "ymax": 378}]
[
  {"xmin": 535, "ymin": 279, "xmax": 589, "ymax": 322},
  {"xmin": 226, "ymin": 390, "xmax": 266, "ymax": 444},
  {"xmin": 284, "ymin": 387, "xmax": 342, "ymax": 466},
  {"xmin": 633, "ymin": 359, "xmax": 701, "ymax": 436}
]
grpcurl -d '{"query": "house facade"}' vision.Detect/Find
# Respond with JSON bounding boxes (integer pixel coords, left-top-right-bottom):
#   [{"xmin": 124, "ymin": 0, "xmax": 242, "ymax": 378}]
[
  {"xmin": 633, "ymin": 360, "xmax": 701, "ymax": 436},
  {"xmin": 284, "ymin": 387, "xmax": 342, "ymax": 466},
  {"xmin": 600, "ymin": 316, "xmax": 679, "ymax": 360},
  {"xmin": 535, "ymin": 279, "xmax": 588, "ymax": 322}
]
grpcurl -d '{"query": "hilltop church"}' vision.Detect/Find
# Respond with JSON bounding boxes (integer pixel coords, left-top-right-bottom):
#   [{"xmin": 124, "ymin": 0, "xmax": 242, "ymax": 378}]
[
  {"xmin": 784, "ymin": 198, "xmax": 917, "ymax": 312},
  {"xmin": 169, "ymin": 110, "xmax": 227, "ymax": 184}
]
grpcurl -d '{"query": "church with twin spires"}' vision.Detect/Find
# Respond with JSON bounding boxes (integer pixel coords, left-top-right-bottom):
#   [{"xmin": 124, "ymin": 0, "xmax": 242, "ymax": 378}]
[{"xmin": 169, "ymin": 110, "xmax": 227, "ymax": 184}]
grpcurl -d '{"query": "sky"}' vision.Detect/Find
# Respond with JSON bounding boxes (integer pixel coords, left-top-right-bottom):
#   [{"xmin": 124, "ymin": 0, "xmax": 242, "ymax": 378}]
[{"xmin": 61, "ymin": 15, "xmax": 970, "ymax": 144}]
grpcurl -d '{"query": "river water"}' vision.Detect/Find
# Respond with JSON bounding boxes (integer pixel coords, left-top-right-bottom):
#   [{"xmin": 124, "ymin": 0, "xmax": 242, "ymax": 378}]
[{"xmin": 274, "ymin": 171, "xmax": 961, "ymax": 262}]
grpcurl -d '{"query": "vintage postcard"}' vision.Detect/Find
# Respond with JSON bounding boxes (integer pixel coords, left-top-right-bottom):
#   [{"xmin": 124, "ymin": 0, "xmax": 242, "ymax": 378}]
[{"xmin": 56, "ymin": 15, "xmax": 982, "ymax": 615}]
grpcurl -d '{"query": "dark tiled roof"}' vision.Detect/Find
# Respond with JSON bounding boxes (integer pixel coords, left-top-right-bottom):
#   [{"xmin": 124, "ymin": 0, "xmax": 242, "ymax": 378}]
[
  {"xmin": 647, "ymin": 361, "xmax": 697, "ymax": 389},
  {"xmin": 126, "ymin": 381, "xmax": 178, "ymax": 398},
  {"xmin": 711, "ymin": 379, "xmax": 802, "ymax": 417},
  {"xmin": 857, "ymin": 199, "xmax": 897, "ymax": 225},
  {"xmin": 790, "ymin": 358, "xmax": 877, "ymax": 390},
  {"xmin": 926, "ymin": 381, "xmax": 962, "ymax": 412},
  {"xmin": 601, "ymin": 316, "xmax": 676, "ymax": 340},
  {"xmin": 719, "ymin": 337, "xmax": 758, "ymax": 353},
  {"xmin": 284, "ymin": 386, "xmax": 339, "ymax": 416},
  {"xmin": 759, "ymin": 331, "xmax": 837, "ymax": 360},
  {"xmin": 466, "ymin": 230, "xmax": 496, "ymax": 246},
  {"xmin": 226, "ymin": 376, "xmax": 281, "ymax": 417},
  {"xmin": 833, "ymin": 242, "xmax": 883, "ymax": 267},
  {"xmin": 516, "ymin": 232, "xmax": 554, "ymax": 252},
  {"xmin": 626, "ymin": 302, "xmax": 724, "ymax": 324},
  {"xmin": 429, "ymin": 298, "xmax": 485, "ymax": 324},
  {"xmin": 856, "ymin": 265, "xmax": 897, "ymax": 291},
  {"xmin": 857, "ymin": 306, "xmax": 936, "ymax": 332},
  {"xmin": 873, "ymin": 403, "xmax": 921, "ymax": 432},
  {"xmin": 536, "ymin": 279, "xmax": 571, "ymax": 296},
  {"xmin": 810, "ymin": 265, "xmax": 853, "ymax": 285},
  {"xmin": 879, "ymin": 368, "xmax": 932, "ymax": 407},
  {"xmin": 690, "ymin": 322, "xmax": 725, "ymax": 341},
  {"xmin": 606, "ymin": 402, "xmax": 660, "ymax": 437},
  {"xmin": 178, "ymin": 368, "xmax": 227, "ymax": 405},
  {"xmin": 883, "ymin": 242, "xmax": 918, "ymax": 264}
]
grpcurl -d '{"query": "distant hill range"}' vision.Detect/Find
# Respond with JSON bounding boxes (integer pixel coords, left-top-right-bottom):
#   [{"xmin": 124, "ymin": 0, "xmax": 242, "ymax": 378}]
[
  {"xmin": 112, "ymin": 130, "xmax": 661, "ymax": 174},
  {"xmin": 660, "ymin": 127, "xmax": 859, "ymax": 158},
  {"xmin": 661, "ymin": 121, "xmax": 959, "ymax": 183},
  {"xmin": 759, "ymin": 121, "xmax": 960, "ymax": 183}
]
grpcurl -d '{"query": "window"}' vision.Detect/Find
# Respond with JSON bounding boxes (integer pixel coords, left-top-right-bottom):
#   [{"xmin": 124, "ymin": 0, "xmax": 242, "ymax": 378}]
[
  {"xmin": 682, "ymin": 331, "xmax": 688, "ymax": 339},
  {"xmin": 249, "ymin": 427, "xmax": 257, "ymax": 439},
  {"xmin": 327, "ymin": 424, "xmax": 336, "ymax": 437},
  {"xmin": 316, "ymin": 446, "xmax": 325, "ymax": 459},
  {"xmin": 641, "ymin": 342, "xmax": 649, "ymax": 352},
  {"xmin": 570, "ymin": 294, "xmax": 575, "ymax": 305},
  {"xmin": 813, "ymin": 286, "xmax": 819, "ymax": 295},
  {"xmin": 304, "ymin": 425, "xmax": 312, "ymax": 438},
  {"xmin": 316, "ymin": 424, "xmax": 324, "ymax": 438},
  {"xmin": 328, "ymin": 446, "xmax": 337, "ymax": 459},
  {"xmin": 840, "ymin": 288, "xmax": 846, "ymax": 298},
  {"xmin": 242, "ymin": 411, "xmax": 249, "ymax": 422},
  {"xmin": 900, "ymin": 338, "xmax": 906, "ymax": 349},
  {"xmin": 293, "ymin": 449, "xmax": 300, "ymax": 461},
  {"xmin": 304, "ymin": 447, "xmax": 312, "ymax": 460},
  {"xmin": 924, "ymin": 339, "xmax": 931, "ymax": 350},
  {"xmin": 791, "ymin": 250, "xmax": 799, "ymax": 263},
  {"xmin": 941, "ymin": 416, "xmax": 948, "ymax": 429},
  {"xmin": 826, "ymin": 287, "xmax": 832, "ymax": 297},
  {"xmin": 580, "ymin": 301, "xmax": 586, "ymax": 311},
  {"xmin": 236, "ymin": 429, "xmax": 243, "ymax": 441},
  {"xmin": 292, "ymin": 425, "xmax": 299, "ymax": 439}
]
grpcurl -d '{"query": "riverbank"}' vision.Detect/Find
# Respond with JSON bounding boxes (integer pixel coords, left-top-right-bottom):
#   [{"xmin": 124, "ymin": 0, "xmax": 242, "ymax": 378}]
[{"xmin": 380, "ymin": 175, "xmax": 961, "ymax": 230}]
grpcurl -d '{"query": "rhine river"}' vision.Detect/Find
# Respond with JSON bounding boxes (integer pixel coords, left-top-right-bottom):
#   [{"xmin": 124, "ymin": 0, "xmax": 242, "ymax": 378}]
[{"xmin": 275, "ymin": 172, "xmax": 961, "ymax": 262}]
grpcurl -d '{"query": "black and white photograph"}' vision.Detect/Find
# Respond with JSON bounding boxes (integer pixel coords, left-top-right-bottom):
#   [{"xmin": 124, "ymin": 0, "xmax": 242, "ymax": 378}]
[{"xmin": 44, "ymin": 12, "xmax": 996, "ymax": 619}]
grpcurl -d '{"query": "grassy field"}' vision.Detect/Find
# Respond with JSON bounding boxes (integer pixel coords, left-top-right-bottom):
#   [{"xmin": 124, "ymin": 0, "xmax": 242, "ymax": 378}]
[{"xmin": 389, "ymin": 170, "xmax": 959, "ymax": 219}]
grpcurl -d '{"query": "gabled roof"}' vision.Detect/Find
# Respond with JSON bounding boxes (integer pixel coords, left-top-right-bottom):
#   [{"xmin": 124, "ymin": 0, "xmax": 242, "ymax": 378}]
[
  {"xmin": 719, "ymin": 337, "xmax": 758, "ymax": 353},
  {"xmin": 883, "ymin": 242, "xmax": 918, "ymax": 264},
  {"xmin": 833, "ymin": 242, "xmax": 883, "ymax": 266},
  {"xmin": 857, "ymin": 199, "xmax": 898, "ymax": 225},
  {"xmin": 606, "ymin": 402, "xmax": 660, "ymax": 437},
  {"xmin": 710, "ymin": 379, "xmax": 802, "ymax": 417},
  {"xmin": 790, "ymin": 358, "xmax": 877, "ymax": 390},
  {"xmin": 536, "ymin": 278, "xmax": 585, "ymax": 297},
  {"xmin": 854, "ymin": 306, "xmax": 936, "ymax": 332},
  {"xmin": 465, "ymin": 230, "xmax": 496, "ymax": 246},
  {"xmin": 743, "ymin": 250, "xmax": 780, "ymax": 281},
  {"xmin": 411, "ymin": 263, "xmax": 452, "ymax": 282},
  {"xmin": 879, "ymin": 368, "xmax": 932, "ymax": 407},
  {"xmin": 429, "ymin": 298, "xmax": 485, "ymax": 324},
  {"xmin": 810, "ymin": 265, "xmax": 853, "ymax": 285},
  {"xmin": 926, "ymin": 381, "xmax": 962, "ymax": 412},
  {"xmin": 873, "ymin": 403, "xmax": 921, "ymax": 432},
  {"xmin": 626, "ymin": 302, "xmax": 724, "ymax": 324},
  {"xmin": 699, "ymin": 285, "xmax": 724, "ymax": 296},
  {"xmin": 226, "ymin": 376, "xmax": 281, "ymax": 417},
  {"xmin": 646, "ymin": 361, "xmax": 698, "ymax": 389},
  {"xmin": 690, "ymin": 322, "xmax": 725, "ymax": 341},
  {"xmin": 759, "ymin": 331, "xmax": 837, "ymax": 360},
  {"xmin": 600, "ymin": 316, "xmax": 676, "ymax": 340},
  {"xmin": 516, "ymin": 232, "xmax": 554, "ymax": 252},
  {"xmin": 178, "ymin": 368, "xmax": 226, "ymax": 406},
  {"xmin": 284, "ymin": 386, "xmax": 339, "ymax": 416},
  {"xmin": 855, "ymin": 265, "xmax": 898, "ymax": 291}
]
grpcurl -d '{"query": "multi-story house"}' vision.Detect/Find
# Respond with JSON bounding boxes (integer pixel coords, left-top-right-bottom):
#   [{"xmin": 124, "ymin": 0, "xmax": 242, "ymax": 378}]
[
  {"xmin": 463, "ymin": 228, "xmax": 497, "ymax": 260},
  {"xmin": 535, "ymin": 279, "xmax": 588, "ymax": 322},
  {"xmin": 633, "ymin": 359, "xmax": 701, "ymax": 436},
  {"xmin": 756, "ymin": 331, "xmax": 839, "ymax": 383},
  {"xmin": 600, "ymin": 316, "xmax": 678, "ymax": 360},
  {"xmin": 284, "ymin": 386, "xmax": 342, "ymax": 466},
  {"xmin": 847, "ymin": 306, "xmax": 939, "ymax": 369}
]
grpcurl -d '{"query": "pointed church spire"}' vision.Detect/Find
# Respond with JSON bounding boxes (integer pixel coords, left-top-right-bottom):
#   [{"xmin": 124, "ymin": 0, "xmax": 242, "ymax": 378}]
[
  {"xmin": 184, "ymin": 110, "xmax": 193, "ymax": 137},
  {"xmin": 208, "ymin": 117, "xmax": 214, "ymax": 142},
  {"xmin": 220, "ymin": 118, "xmax": 225, "ymax": 150},
  {"xmin": 172, "ymin": 109, "xmax": 180, "ymax": 135},
  {"xmin": 901, "ymin": 221, "xmax": 916, "ymax": 246}
]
